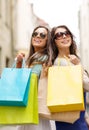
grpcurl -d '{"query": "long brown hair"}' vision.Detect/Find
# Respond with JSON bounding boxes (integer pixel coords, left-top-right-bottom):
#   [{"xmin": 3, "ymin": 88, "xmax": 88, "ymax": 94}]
[
  {"xmin": 26, "ymin": 25, "xmax": 52, "ymax": 66},
  {"xmin": 51, "ymin": 25, "xmax": 79, "ymax": 63}
]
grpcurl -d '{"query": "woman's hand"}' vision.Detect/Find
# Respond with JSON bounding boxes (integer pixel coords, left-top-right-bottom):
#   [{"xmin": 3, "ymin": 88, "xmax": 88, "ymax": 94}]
[
  {"xmin": 15, "ymin": 53, "xmax": 25, "ymax": 68},
  {"xmin": 16, "ymin": 53, "xmax": 25, "ymax": 62},
  {"xmin": 68, "ymin": 54, "xmax": 80, "ymax": 65}
]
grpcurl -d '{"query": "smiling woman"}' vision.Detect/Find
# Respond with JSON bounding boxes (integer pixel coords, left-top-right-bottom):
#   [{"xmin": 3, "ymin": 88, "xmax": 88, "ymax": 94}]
[
  {"xmin": 50, "ymin": 25, "xmax": 89, "ymax": 130},
  {"xmin": 15, "ymin": 25, "xmax": 54, "ymax": 130},
  {"xmin": 31, "ymin": 27, "xmax": 48, "ymax": 52}
]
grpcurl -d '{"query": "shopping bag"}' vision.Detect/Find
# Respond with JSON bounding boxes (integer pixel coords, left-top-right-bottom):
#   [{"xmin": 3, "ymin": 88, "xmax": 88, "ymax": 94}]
[
  {"xmin": 38, "ymin": 69, "xmax": 80, "ymax": 123},
  {"xmin": 47, "ymin": 64, "xmax": 85, "ymax": 112},
  {"xmin": 0, "ymin": 67, "xmax": 31, "ymax": 106},
  {"xmin": 0, "ymin": 73, "xmax": 39, "ymax": 124}
]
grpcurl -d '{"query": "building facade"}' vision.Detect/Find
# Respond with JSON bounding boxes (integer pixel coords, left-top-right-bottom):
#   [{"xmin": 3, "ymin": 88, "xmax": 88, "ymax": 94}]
[
  {"xmin": 79, "ymin": 0, "xmax": 89, "ymax": 111},
  {"xmin": 0, "ymin": 0, "xmax": 13, "ymax": 74},
  {"xmin": 0, "ymin": 0, "xmax": 50, "ymax": 74},
  {"xmin": 79, "ymin": 0, "xmax": 89, "ymax": 72}
]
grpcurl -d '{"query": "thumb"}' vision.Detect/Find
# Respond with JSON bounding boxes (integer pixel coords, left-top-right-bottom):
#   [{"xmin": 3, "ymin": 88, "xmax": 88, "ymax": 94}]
[
  {"xmin": 21, "ymin": 53, "xmax": 25, "ymax": 57},
  {"xmin": 67, "ymin": 54, "xmax": 71, "ymax": 58}
]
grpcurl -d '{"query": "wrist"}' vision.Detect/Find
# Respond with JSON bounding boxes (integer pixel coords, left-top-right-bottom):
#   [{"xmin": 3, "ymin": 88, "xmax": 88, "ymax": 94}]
[{"xmin": 16, "ymin": 60, "xmax": 23, "ymax": 68}]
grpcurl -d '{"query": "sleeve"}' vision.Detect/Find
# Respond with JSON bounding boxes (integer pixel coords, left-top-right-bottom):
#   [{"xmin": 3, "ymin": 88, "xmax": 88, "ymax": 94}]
[
  {"xmin": 32, "ymin": 64, "xmax": 42, "ymax": 77},
  {"xmin": 83, "ymin": 70, "xmax": 89, "ymax": 92}
]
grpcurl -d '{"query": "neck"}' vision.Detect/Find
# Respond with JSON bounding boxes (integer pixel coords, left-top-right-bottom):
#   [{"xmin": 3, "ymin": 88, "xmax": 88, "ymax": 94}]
[
  {"xmin": 58, "ymin": 49, "xmax": 70, "ymax": 58},
  {"xmin": 34, "ymin": 47, "xmax": 44, "ymax": 53},
  {"xmin": 34, "ymin": 47, "xmax": 40, "ymax": 52}
]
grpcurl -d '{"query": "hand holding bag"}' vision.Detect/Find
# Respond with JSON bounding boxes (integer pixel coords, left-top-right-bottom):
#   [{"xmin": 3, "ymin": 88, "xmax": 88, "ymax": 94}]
[
  {"xmin": 47, "ymin": 58, "xmax": 85, "ymax": 112},
  {"xmin": 38, "ymin": 68, "xmax": 80, "ymax": 123}
]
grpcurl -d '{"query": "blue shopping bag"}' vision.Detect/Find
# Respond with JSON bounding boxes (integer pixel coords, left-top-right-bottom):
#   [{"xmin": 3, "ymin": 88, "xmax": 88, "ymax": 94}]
[
  {"xmin": 0, "ymin": 73, "xmax": 38, "ymax": 125},
  {"xmin": 0, "ymin": 67, "xmax": 31, "ymax": 106}
]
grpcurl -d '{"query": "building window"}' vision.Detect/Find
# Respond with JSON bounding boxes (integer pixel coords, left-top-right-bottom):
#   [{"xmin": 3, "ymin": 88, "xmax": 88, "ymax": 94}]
[{"xmin": 6, "ymin": 57, "xmax": 10, "ymax": 67}]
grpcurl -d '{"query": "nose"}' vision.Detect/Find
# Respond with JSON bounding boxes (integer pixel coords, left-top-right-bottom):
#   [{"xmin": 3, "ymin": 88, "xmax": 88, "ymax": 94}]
[
  {"xmin": 36, "ymin": 33, "xmax": 40, "ymax": 37},
  {"xmin": 63, "ymin": 34, "xmax": 66, "ymax": 38}
]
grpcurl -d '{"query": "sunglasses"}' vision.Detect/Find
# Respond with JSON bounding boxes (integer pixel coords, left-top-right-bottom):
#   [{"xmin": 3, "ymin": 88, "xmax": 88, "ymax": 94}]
[
  {"xmin": 54, "ymin": 31, "xmax": 70, "ymax": 40},
  {"xmin": 32, "ymin": 32, "xmax": 47, "ymax": 39}
]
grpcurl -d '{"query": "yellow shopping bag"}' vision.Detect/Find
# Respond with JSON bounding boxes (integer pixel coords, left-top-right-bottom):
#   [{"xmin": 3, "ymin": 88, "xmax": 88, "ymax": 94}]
[
  {"xmin": 47, "ymin": 64, "xmax": 85, "ymax": 112},
  {"xmin": 38, "ymin": 68, "xmax": 80, "ymax": 123},
  {"xmin": 0, "ymin": 74, "xmax": 39, "ymax": 125}
]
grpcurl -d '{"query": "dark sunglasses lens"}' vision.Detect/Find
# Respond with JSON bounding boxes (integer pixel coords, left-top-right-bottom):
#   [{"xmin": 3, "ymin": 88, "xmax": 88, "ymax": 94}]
[
  {"xmin": 40, "ymin": 33, "xmax": 46, "ymax": 39},
  {"xmin": 65, "ymin": 31, "xmax": 70, "ymax": 35},
  {"xmin": 54, "ymin": 31, "xmax": 70, "ymax": 40},
  {"xmin": 32, "ymin": 32, "xmax": 38, "ymax": 37},
  {"xmin": 54, "ymin": 33, "xmax": 62, "ymax": 39},
  {"xmin": 32, "ymin": 32, "xmax": 46, "ymax": 39}
]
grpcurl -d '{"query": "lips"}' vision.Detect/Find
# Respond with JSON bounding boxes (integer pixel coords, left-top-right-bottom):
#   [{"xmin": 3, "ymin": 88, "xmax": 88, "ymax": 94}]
[
  {"xmin": 62, "ymin": 40, "xmax": 69, "ymax": 44},
  {"xmin": 34, "ymin": 38, "xmax": 41, "ymax": 44}
]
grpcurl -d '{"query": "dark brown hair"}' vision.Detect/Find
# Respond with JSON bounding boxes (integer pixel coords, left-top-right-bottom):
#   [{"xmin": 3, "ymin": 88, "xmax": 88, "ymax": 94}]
[
  {"xmin": 51, "ymin": 25, "xmax": 79, "ymax": 63},
  {"xmin": 26, "ymin": 25, "xmax": 52, "ymax": 66}
]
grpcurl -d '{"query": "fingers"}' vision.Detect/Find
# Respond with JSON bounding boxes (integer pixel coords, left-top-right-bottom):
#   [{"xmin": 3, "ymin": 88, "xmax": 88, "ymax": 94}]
[
  {"xmin": 20, "ymin": 53, "xmax": 25, "ymax": 57},
  {"xmin": 68, "ymin": 54, "xmax": 75, "ymax": 59},
  {"xmin": 68, "ymin": 54, "xmax": 80, "ymax": 65},
  {"xmin": 16, "ymin": 53, "xmax": 25, "ymax": 62}
]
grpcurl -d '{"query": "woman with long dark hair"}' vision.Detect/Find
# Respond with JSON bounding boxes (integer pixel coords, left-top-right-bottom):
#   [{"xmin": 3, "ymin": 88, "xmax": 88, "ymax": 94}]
[
  {"xmin": 16, "ymin": 25, "xmax": 53, "ymax": 130},
  {"xmin": 50, "ymin": 25, "xmax": 89, "ymax": 130}
]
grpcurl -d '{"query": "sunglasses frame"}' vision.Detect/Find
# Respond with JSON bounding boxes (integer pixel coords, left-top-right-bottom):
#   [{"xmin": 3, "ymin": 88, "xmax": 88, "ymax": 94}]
[
  {"xmin": 32, "ymin": 32, "xmax": 47, "ymax": 39},
  {"xmin": 54, "ymin": 31, "xmax": 70, "ymax": 40}
]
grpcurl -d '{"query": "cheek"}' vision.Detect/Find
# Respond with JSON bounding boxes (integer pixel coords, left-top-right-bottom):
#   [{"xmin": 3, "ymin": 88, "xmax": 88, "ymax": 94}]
[
  {"xmin": 69, "ymin": 37, "xmax": 72, "ymax": 42},
  {"xmin": 55, "ymin": 41, "xmax": 61, "ymax": 46},
  {"xmin": 31, "ymin": 39, "xmax": 34, "ymax": 45},
  {"xmin": 42, "ymin": 41, "xmax": 47, "ymax": 47},
  {"xmin": 69, "ymin": 38, "xmax": 72, "ymax": 45},
  {"xmin": 42, "ymin": 39, "xmax": 47, "ymax": 46}
]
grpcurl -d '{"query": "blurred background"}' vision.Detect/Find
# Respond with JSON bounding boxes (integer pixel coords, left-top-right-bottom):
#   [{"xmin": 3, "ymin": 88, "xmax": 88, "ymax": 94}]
[{"xmin": 0, "ymin": 0, "xmax": 89, "ymax": 115}]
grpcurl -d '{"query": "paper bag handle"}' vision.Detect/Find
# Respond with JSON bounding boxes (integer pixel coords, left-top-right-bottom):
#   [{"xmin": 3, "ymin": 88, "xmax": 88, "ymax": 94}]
[{"xmin": 12, "ymin": 58, "xmax": 26, "ymax": 68}]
